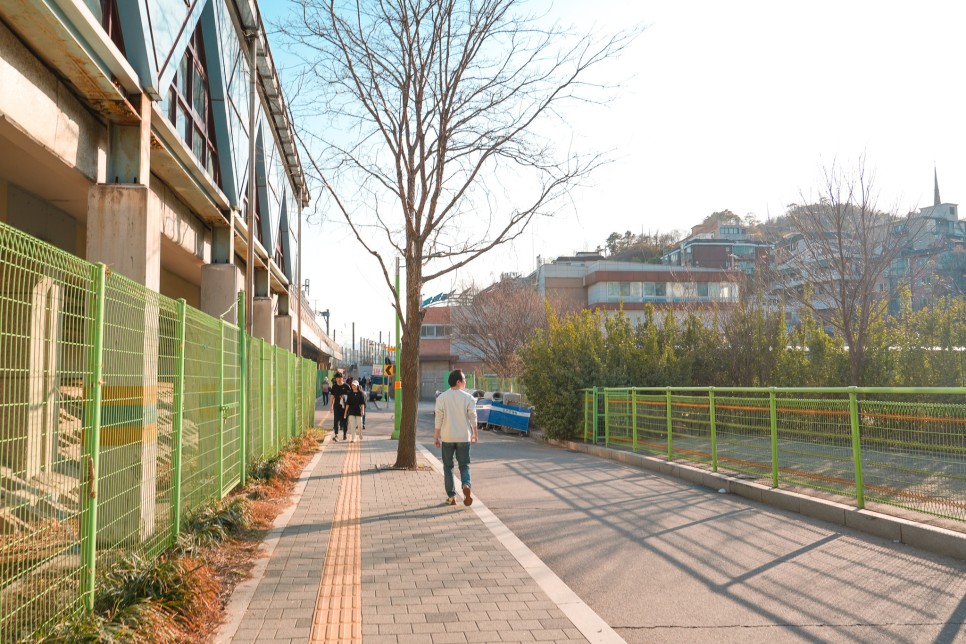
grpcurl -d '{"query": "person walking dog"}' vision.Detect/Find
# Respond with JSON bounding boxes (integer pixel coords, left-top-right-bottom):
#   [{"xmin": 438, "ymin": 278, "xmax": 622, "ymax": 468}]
[{"xmin": 433, "ymin": 369, "xmax": 478, "ymax": 506}]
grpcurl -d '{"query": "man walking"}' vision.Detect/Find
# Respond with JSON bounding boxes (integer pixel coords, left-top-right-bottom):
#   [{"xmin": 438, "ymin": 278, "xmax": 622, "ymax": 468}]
[
  {"xmin": 434, "ymin": 369, "xmax": 478, "ymax": 506},
  {"xmin": 330, "ymin": 372, "xmax": 351, "ymax": 441}
]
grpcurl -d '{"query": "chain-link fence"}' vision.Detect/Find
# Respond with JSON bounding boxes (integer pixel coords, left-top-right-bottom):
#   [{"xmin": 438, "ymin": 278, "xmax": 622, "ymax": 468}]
[
  {"xmin": 585, "ymin": 386, "xmax": 966, "ymax": 524},
  {"xmin": 0, "ymin": 223, "xmax": 317, "ymax": 640}
]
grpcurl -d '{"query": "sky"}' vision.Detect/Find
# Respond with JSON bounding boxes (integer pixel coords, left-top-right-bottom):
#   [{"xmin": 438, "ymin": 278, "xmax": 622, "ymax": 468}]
[{"xmin": 263, "ymin": 1, "xmax": 966, "ymax": 351}]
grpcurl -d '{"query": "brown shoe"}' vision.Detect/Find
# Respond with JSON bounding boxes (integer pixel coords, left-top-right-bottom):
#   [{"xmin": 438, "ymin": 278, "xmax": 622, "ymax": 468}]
[
  {"xmin": 446, "ymin": 497, "xmax": 457, "ymax": 506},
  {"xmin": 462, "ymin": 484, "xmax": 473, "ymax": 506}
]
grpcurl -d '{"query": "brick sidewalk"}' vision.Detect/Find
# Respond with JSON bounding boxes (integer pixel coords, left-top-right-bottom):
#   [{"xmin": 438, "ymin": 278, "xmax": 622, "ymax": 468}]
[{"xmin": 216, "ymin": 409, "xmax": 607, "ymax": 643}]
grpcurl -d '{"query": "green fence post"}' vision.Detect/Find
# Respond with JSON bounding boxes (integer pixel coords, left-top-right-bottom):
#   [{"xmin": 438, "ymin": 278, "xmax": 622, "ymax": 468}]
[
  {"xmin": 218, "ymin": 319, "xmax": 225, "ymax": 495},
  {"xmin": 261, "ymin": 339, "xmax": 269, "ymax": 456},
  {"xmin": 848, "ymin": 387, "xmax": 866, "ymax": 508},
  {"xmin": 604, "ymin": 390, "xmax": 610, "ymax": 447},
  {"xmin": 709, "ymin": 387, "xmax": 717, "ymax": 472},
  {"xmin": 631, "ymin": 388, "xmax": 638, "ymax": 453},
  {"xmin": 666, "ymin": 387, "xmax": 673, "ymax": 461},
  {"xmin": 171, "ymin": 299, "xmax": 187, "ymax": 540},
  {"xmin": 81, "ymin": 263, "xmax": 107, "ymax": 612},
  {"xmin": 590, "ymin": 386, "xmax": 597, "ymax": 443},
  {"xmin": 81, "ymin": 264, "xmax": 107, "ymax": 611},
  {"xmin": 769, "ymin": 387, "xmax": 779, "ymax": 488},
  {"xmin": 237, "ymin": 292, "xmax": 247, "ymax": 487}
]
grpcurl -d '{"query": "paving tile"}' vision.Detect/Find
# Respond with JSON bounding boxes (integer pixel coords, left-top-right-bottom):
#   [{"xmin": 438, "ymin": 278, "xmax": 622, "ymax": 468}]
[{"xmin": 221, "ymin": 426, "xmax": 590, "ymax": 644}]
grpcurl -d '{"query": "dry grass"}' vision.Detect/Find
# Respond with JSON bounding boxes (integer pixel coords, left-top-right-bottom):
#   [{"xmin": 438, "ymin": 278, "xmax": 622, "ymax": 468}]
[
  {"xmin": 33, "ymin": 428, "xmax": 326, "ymax": 643},
  {"xmin": 197, "ymin": 428, "xmax": 326, "ymax": 641}
]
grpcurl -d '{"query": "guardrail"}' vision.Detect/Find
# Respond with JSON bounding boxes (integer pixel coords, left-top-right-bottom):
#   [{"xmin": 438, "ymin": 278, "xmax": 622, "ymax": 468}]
[
  {"xmin": 0, "ymin": 223, "xmax": 316, "ymax": 640},
  {"xmin": 583, "ymin": 386, "xmax": 966, "ymax": 523}
]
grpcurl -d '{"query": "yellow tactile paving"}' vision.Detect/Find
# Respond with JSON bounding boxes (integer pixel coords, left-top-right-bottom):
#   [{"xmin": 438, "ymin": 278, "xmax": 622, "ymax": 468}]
[{"xmin": 310, "ymin": 440, "xmax": 362, "ymax": 643}]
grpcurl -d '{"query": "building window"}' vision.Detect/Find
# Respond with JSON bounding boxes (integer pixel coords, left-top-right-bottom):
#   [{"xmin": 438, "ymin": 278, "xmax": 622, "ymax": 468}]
[
  {"xmin": 240, "ymin": 186, "xmax": 264, "ymax": 246},
  {"xmin": 99, "ymin": 0, "xmax": 126, "ymax": 54},
  {"xmin": 697, "ymin": 282, "xmax": 709, "ymax": 297},
  {"xmin": 167, "ymin": 22, "xmax": 221, "ymax": 187},
  {"xmin": 274, "ymin": 233, "xmax": 285, "ymax": 268},
  {"xmin": 605, "ymin": 282, "xmax": 642, "ymax": 301},
  {"xmin": 420, "ymin": 324, "xmax": 451, "ymax": 339}
]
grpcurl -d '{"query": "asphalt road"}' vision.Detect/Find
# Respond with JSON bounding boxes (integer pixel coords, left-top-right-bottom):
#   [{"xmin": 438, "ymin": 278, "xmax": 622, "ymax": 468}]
[{"xmin": 409, "ymin": 400, "xmax": 966, "ymax": 644}]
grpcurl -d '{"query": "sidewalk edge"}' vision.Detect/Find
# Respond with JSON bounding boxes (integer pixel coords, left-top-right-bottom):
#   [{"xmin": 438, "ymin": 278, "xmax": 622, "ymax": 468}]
[
  {"xmin": 212, "ymin": 439, "xmax": 330, "ymax": 643},
  {"xmin": 416, "ymin": 442, "xmax": 626, "ymax": 644},
  {"xmin": 546, "ymin": 438, "xmax": 966, "ymax": 562}
]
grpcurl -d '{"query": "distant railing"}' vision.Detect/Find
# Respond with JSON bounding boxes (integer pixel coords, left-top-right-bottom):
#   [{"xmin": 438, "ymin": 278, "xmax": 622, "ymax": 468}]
[
  {"xmin": 583, "ymin": 386, "xmax": 966, "ymax": 524},
  {"xmin": 0, "ymin": 222, "xmax": 317, "ymax": 640}
]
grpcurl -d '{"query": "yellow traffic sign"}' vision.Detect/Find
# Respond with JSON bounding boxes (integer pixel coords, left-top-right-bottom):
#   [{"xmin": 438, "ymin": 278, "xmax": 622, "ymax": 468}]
[{"xmin": 384, "ymin": 364, "xmax": 395, "ymax": 377}]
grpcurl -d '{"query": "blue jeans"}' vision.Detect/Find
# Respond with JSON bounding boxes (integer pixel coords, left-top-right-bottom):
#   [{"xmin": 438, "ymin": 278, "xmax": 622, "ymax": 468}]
[{"xmin": 441, "ymin": 442, "xmax": 471, "ymax": 498}]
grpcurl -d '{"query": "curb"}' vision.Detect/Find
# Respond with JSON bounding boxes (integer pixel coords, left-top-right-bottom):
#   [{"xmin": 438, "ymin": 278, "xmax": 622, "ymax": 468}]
[
  {"xmin": 212, "ymin": 436, "xmax": 331, "ymax": 643},
  {"xmin": 546, "ymin": 438, "xmax": 966, "ymax": 562}
]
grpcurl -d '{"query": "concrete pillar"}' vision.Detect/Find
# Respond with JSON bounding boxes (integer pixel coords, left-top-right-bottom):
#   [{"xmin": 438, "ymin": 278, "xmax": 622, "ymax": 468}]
[
  {"xmin": 201, "ymin": 263, "xmax": 242, "ymax": 325},
  {"xmin": 0, "ymin": 276, "xmax": 61, "ymax": 480},
  {"xmin": 274, "ymin": 287, "xmax": 292, "ymax": 350},
  {"xmin": 274, "ymin": 315, "xmax": 293, "ymax": 351},
  {"xmin": 253, "ymin": 296, "xmax": 275, "ymax": 343},
  {"xmin": 86, "ymin": 183, "xmax": 159, "ymax": 546}
]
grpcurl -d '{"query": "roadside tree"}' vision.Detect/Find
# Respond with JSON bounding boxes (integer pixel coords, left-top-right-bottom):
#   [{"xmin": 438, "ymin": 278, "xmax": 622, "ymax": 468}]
[
  {"xmin": 281, "ymin": 0, "xmax": 636, "ymax": 466},
  {"xmin": 450, "ymin": 280, "xmax": 547, "ymax": 378},
  {"xmin": 776, "ymin": 158, "xmax": 921, "ymax": 386}
]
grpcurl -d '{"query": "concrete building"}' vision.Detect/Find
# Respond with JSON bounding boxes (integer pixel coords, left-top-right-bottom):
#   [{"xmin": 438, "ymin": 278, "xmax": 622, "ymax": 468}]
[
  {"xmin": 417, "ymin": 304, "xmax": 484, "ymax": 399},
  {"xmin": 663, "ymin": 220, "xmax": 773, "ymax": 275},
  {"xmin": 888, "ymin": 174, "xmax": 966, "ymax": 310},
  {"xmin": 0, "ymin": 0, "xmax": 336, "ymax": 361},
  {"xmin": 536, "ymin": 255, "xmax": 744, "ymax": 326}
]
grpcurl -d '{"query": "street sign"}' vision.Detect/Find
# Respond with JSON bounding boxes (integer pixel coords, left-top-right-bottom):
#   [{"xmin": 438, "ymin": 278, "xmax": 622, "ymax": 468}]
[{"xmin": 384, "ymin": 364, "xmax": 395, "ymax": 377}]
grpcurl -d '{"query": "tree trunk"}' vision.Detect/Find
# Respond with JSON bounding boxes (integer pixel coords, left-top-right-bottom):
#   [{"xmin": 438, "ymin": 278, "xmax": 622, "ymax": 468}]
[{"xmin": 393, "ymin": 259, "xmax": 425, "ymax": 469}]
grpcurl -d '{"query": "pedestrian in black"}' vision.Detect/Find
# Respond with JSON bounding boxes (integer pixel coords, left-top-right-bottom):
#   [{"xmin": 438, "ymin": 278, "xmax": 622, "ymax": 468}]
[
  {"xmin": 330, "ymin": 372, "xmax": 351, "ymax": 441},
  {"xmin": 345, "ymin": 379, "xmax": 367, "ymax": 442}
]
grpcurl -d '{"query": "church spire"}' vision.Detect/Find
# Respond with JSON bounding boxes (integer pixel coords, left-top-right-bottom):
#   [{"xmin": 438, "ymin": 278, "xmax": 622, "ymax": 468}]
[{"xmin": 935, "ymin": 166, "xmax": 941, "ymax": 206}]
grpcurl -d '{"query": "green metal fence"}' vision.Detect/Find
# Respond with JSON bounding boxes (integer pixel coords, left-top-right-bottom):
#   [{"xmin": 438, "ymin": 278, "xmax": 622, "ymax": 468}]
[
  {"xmin": 584, "ymin": 386, "xmax": 966, "ymax": 524},
  {"xmin": 0, "ymin": 224, "xmax": 317, "ymax": 640}
]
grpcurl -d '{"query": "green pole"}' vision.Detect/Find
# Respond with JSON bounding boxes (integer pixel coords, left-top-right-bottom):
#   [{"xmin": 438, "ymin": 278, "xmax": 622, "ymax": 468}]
[
  {"xmin": 591, "ymin": 386, "xmax": 598, "ymax": 443},
  {"xmin": 631, "ymin": 388, "xmax": 638, "ymax": 453},
  {"xmin": 218, "ymin": 319, "xmax": 225, "ymax": 495},
  {"xmin": 709, "ymin": 388, "xmax": 718, "ymax": 472},
  {"xmin": 171, "ymin": 299, "xmax": 187, "ymax": 539},
  {"xmin": 848, "ymin": 387, "xmax": 866, "ymax": 508},
  {"xmin": 81, "ymin": 263, "xmax": 107, "ymax": 612},
  {"xmin": 769, "ymin": 387, "xmax": 779, "ymax": 488},
  {"xmin": 237, "ymin": 291, "xmax": 247, "ymax": 487},
  {"xmin": 666, "ymin": 387, "xmax": 673, "ymax": 461},
  {"xmin": 261, "ymin": 339, "xmax": 268, "ymax": 456},
  {"xmin": 604, "ymin": 390, "xmax": 610, "ymax": 447},
  {"xmin": 392, "ymin": 257, "xmax": 402, "ymax": 440}
]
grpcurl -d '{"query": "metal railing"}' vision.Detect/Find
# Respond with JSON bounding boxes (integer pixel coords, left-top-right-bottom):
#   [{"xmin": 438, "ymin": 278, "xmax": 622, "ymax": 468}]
[
  {"xmin": 0, "ymin": 223, "xmax": 316, "ymax": 640},
  {"xmin": 583, "ymin": 386, "xmax": 966, "ymax": 524}
]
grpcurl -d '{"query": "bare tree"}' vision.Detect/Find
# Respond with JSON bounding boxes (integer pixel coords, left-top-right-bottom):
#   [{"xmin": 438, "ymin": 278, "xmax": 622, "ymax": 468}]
[
  {"xmin": 777, "ymin": 158, "xmax": 922, "ymax": 385},
  {"xmin": 280, "ymin": 0, "xmax": 636, "ymax": 466},
  {"xmin": 451, "ymin": 279, "xmax": 547, "ymax": 377}
]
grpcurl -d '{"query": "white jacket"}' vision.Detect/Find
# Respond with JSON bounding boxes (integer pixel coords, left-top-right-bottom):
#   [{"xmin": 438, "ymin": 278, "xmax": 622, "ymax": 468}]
[{"xmin": 434, "ymin": 387, "xmax": 477, "ymax": 443}]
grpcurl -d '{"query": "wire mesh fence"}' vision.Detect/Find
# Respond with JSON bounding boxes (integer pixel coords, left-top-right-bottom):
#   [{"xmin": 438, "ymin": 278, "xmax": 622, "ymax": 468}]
[
  {"xmin": 585, "ymin": 386, "xmax": 966, "ymax": 525},
  {"xmin": 0, "ymin": 224, "xmax": 317, "ymax": 641}
]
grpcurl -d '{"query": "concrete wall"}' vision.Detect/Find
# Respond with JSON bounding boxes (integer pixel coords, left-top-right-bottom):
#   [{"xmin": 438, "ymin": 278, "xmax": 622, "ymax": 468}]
[
  {"xmin": 160, "ymin": 267, "xmax": 200, "ymax": 308},
  {"xmin": 7, "ymin": 184, "xmax": 77, "ymax": 253},
  {"xmin": 0, "ymin": 20, "xmax": 106, "ymax": 183},
  {"xmin": 153, "ymin": 175, "xmax": 211, "ymax": 264}
]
